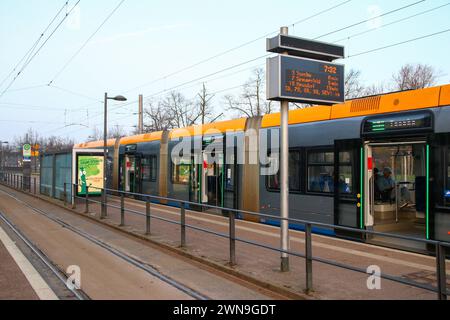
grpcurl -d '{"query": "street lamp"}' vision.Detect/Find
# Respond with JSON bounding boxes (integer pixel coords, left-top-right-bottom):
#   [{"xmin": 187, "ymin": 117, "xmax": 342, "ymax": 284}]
[{"xmin": 102, "ymin": 93, "xmax": 127, "ymax": 218}]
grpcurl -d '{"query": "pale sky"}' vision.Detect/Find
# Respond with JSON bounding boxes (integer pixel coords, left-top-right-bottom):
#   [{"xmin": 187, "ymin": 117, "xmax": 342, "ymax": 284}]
[{"xmin": 1, "ymin": 0, "xmax": 449, "ymax": 143}]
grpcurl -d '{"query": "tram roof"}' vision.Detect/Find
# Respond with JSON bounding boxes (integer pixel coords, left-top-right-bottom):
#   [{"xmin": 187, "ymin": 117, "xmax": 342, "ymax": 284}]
[
  {"xmin": 261, "ymin": 84, "xmax": 450, "ymax": 128},
  {"xmin": 74, "ymin": 139, "xmax": 116, "ymax": 149},
  {"xmin": 75, "ymin": 84, "xmax": 450, "ymax": 148}
]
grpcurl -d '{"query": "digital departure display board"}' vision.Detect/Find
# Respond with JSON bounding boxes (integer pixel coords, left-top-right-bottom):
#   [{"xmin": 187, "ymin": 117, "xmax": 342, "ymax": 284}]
[
  {"xmin": 267, "ymin": 55, "xmax": 345, "ymax": 105},
  {"xmin": 362, "ymin": 111, "xmax": 433, "ymax": 136}
]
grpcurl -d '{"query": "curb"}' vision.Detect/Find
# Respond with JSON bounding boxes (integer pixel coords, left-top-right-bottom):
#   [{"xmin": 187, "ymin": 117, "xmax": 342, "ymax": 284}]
[{"xmin": 1, "ymin": 184, "xmax": 312, "ymax": 300}]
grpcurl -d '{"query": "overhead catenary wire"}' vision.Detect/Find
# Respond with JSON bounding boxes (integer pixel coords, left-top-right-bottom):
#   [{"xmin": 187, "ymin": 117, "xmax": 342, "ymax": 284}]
[
  {"xmin": 332, "ymin": 2, "xmax": 450, "ymax": 44},
  {"xmin": 122, "ymin": 0, "xmax": 354, "ymax": 94},
  {"xmin": 47, "ymin": 0, "xmax": 127, "ymax": 85},
  {"xmin": 347, "ymin": 27, "xmax": 450, "ymax": 58},
  {"xmin": 25, "ymin": 0, "xmax": 445, "ymax": 138},
  {"xmin": 0, "ymin": 0, "xmax": 81, "ymax": 99},
  {"xmin": 47, "ymin": 84, "xmax": 103, "ymax": 102},
  {"xmin": 65, "ymin": 24, "xmax": 450, "ymax": 139},
  {"xmin": 0, "ymin": 1, "xmax": 69, "ymax": 90},
  {"xmin": 103, "ymin": 0, "xmax": 434, "ymax": 114},
  {"xmin": 8, "ymin": 0, "xmax": 355, "ymax": 133},
  {"xmin": 314, "ymin": 0, "xmax": 427, "ymax": 40}
]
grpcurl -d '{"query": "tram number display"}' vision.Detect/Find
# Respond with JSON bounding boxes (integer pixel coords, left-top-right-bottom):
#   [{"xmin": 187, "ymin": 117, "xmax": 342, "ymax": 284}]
[
  {"xmin": 267, "ymin": 55, "xmax": 345, "ymax": 105},
  {"xmin": 362, "ymin": 111, "xmax": 433, "ymax": 136}
]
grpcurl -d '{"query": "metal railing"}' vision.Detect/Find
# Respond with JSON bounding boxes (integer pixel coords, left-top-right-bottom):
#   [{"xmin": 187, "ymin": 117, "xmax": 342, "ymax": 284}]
[
  {"xmin": 0, "ymin": 172, "xmax": 38, "ymax": 194},
  {"xmin": 0, "ymin": 173, "xmax": 448, "ymax": 299},
  {"xmin": 65, "ymin": 183, "xmax": 449, "ymax": 300}
]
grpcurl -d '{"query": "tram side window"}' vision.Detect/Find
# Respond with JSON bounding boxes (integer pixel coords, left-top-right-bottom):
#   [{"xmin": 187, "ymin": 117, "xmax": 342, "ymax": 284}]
[
  {"xmin": 266, "ymin": 151, "xmax": 301, "ymax": 192},
  {"xmin": 338, "ymin": 151, "xmax": 353, "ymax": 194},
  {"xmin": 172, "ymin": 163, "xmax": 191, "ymax": 185},
  {"xmin": 307, "ymin": 150, "xmax": 334, "ymax": 194},
  {"xmin": 142, "ymin": 156, "xmax": 157, "ymax": 182}
]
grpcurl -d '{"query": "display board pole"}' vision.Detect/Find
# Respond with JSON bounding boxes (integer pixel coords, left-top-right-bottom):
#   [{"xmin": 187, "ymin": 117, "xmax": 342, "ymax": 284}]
[{"xmin": 280, "ymin": 26, "xmax": 290, "ymax": 273}]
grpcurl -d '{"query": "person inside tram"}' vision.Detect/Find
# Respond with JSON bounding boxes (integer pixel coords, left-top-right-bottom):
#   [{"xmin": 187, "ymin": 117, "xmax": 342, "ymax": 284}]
[
  {"xmin": 377, "ymin": 167, "xmax": 396, "ymax": 202},
  {"xmin": 317, "ymin": 172, "xmax": 350, "ymax": 193}
]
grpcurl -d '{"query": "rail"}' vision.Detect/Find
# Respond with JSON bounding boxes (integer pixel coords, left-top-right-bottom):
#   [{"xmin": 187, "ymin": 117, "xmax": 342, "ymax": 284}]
[{"xmin": 0, "ymin": 172, "xmax": 448, "ymax": 300}]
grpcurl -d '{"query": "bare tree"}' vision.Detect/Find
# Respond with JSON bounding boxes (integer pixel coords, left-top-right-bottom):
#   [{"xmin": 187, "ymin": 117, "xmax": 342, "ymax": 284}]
[
  {"xmin": 161, "ymin": 91, "xmax": 196, "ymax": 128},
  {"xmin": 364, "ymin": 83, "xmax": 385, "ymax": 96},
  {"xmin": 108, "ymin": 124, "xmax": 126, "ymax": 139},
  {"xmin": 196, "ymin": 83, "xmax": 216, "ymax": 124},
  {"xmin": 14, "ymin": 128, "xmax": 42, "ymax": 148},
  {"xmin": 225, "ymin": 68, "xmax": 273, "ymax": 117},
  {"xmin": 143, "ymin": 99, "xmax": 174, "ymax": 132},
  {"xmin": 392, "ymin": 63, "xmax": 438, "ymax": 91},
  {"xmin": 43, "ymin": 136, "xmax": 74, "ymax": 152},
  {"xmin": 345, "ymin": 69, "xmax": 365, "ymax": 99},
  {"xmin": 88, "ymin": 127, "xmax": 103, "ymax": 142}
]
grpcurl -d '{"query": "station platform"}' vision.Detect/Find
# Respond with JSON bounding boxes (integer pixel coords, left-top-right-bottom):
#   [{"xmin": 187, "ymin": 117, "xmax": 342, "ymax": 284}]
[{"xmin": 0, "ymin": 224, "xmax": 56, "ymax": 300}]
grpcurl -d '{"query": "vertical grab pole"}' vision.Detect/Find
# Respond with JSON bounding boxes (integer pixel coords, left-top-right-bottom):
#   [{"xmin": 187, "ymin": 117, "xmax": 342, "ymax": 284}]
[
  {"xmin": 145, "ymin": 197, "xmax": 151, "ymax": 235},
  {"xmin": 436, "ymin": 244, "xmax": 448, "ymax": 300},
  {"xmin": 180, "ymin": 201, "xmax": 186, "ymax": 247},
  {"xmin": 120, "ymin": 192, "xmax": 125, "ymax": 227},
  {"xmin": 229, "ymin": 211, "xmax": 236, "ymax": 266},
  {"xmin": 305, "ymin": 223, "xmax": 313, "ymax": 294}
]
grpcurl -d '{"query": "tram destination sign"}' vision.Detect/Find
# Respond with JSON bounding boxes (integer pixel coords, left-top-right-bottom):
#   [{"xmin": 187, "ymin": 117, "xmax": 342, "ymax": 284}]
[
  {"xmin": 362, "ymin": 111, "xmax": 433, "ymax": 136},
  {"xmin": 267, "ymin": 55, "xmax": 345, "ymax": 105}
]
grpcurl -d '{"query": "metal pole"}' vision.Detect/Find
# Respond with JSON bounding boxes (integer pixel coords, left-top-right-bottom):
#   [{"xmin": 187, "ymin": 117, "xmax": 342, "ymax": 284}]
[
  {"xmin": 72, "ymin": 183, "xmax": 77, "ymax": 209},
  {"xmin": 280, "ymin": 24, "xmax": 290, "ymax": 273},
  {"xmin": 138, "ymin": 94, "xmax": 144, "ymax": 134},
  {"xmin": 180, "ymin": 202, "xmax": 186, "ymax": 247},
  {"xmin": 63, "ymin": 183, "xmax": 67, "ymax": 206},
  {"xmin": 229, "ymin": 211, "xmax": 236, "ymax": 266},
  {"xmin": 305, "ymin": 223, "xmax": 313, "ymax": 293},
  {"xmin": 33, "ymin": 177, "xmax": 36, "ymax": 195},
  {"xmin": 101, "ymin": 188, "xmax": 106, "ymax": 219},
  {"xmin": 85, "ymin": 186, "xmax": 89, "ymax": 214},
  {"xmin": 120, "ymin": 192, "xmax": 125, "ymax": 227},
  {"xmin": 146, "ymin": 197, "xmax": 151, "ymax": 235},
  {"xmin": 436, "ymin": 243, "xmax": 447, "ymax": 300},
  {"xmin": 103, "ymin": 92, "xmax": 108, "ymax": 219}
]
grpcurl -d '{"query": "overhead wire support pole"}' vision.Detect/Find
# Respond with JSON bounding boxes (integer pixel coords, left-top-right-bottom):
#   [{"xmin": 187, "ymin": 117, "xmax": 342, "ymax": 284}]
[
  {"xmin": 102, "ymin": 92, "xmax": 108, "ymax": 219},
  {"xmin": 279, "ymin": 26, "xmax": 290, "ymax": 273},
  {"xmin": 138, "ymin": 94, "xmax": 143, "ymax": 134}
]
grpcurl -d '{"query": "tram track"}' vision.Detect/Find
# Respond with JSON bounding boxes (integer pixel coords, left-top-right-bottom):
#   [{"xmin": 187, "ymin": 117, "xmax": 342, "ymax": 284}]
[
  {"xmin": 0, "ymin": 188, "xmax": 210, "ymax": 300},
  {"xmin": 0, "ymin": 210, "xmax": 87, "ymax": 300}
]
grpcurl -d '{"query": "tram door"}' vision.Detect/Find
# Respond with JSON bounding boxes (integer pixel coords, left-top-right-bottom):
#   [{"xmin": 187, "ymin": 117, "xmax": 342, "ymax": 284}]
[
  {"xmin": 124, "ymin": 154, "xmax": 142, "ymax": 194},
  {"xmin": 200, "ymin": 136, "xmax": 225, "ymax": 209},
  {"xmin": 363, "ymin": 141, "xmax": 428, "ymax": 248},
  {"xmin": 428, "ymin": 133, "xmax": 450, "ymax": 243},
  {"xmin": 201, "ymin": 152, "xmax": 224, "ymax": 207},
  {"xmin": 334, "ymin": 139, "xmax": 363, "ymax": 238}
]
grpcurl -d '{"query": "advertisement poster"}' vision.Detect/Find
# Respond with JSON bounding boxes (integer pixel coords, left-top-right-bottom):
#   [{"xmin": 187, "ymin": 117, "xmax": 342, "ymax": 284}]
[
  {"xmin": 23, "ymin": 144, "xmax": 32, "ymax": 162},
  {"xmin": 77, "ymin": 155, "xmax": 104, "ymax": 196}
]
